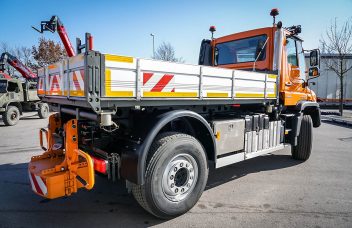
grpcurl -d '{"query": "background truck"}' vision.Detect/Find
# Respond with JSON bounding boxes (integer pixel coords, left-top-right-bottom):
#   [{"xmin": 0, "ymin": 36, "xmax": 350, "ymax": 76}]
[
  {"xmin": 0, "ymin": 52, "xmax": 49, "ymax": 125},
  {"xmin": 305, "ymin": 54, "xmax": 352, "ymax": 107},
  {"xmin": 28, "ymin": 9, "xmax": 321, "ymax": 219},
  {"xmin": 0, "ymin": 15, "xmax": 81, "ymax": 126}
]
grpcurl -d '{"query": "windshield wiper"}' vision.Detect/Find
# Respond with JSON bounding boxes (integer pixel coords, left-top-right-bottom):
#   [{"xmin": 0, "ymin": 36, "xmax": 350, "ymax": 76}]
[{"xmin": 253, "ymin": 37, "xmax": 269, "ymax": 71}]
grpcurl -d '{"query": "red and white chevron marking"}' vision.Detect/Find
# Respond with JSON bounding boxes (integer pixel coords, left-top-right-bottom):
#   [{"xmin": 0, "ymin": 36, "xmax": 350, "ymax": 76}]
[
  {"xmin": 143, "ymin": 72, "xmax": 175, "ymax": 92},
  {"xmin": 28, "ymin": 172, "xmax": 47, "ymax": 196},
  {"xmin": 38, "ymin": 78, "xmax": 45, "ymax": 94},
  {"xmin": 49, "ymin": 74, "xmax": 62, "ymax": 94},
  {"xmin": 71, "ymin": 70, "xmax": 84, "ymax": 91}
]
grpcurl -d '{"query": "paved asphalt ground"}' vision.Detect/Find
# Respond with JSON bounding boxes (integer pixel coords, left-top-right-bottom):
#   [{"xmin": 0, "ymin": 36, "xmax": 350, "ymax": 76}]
[{"xmin": 0, "ymin": 112, "xmax": 351, "ymax": 228}]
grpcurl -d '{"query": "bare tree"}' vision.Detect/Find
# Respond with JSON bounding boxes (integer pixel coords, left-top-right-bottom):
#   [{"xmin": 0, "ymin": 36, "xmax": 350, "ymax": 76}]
[
  {"xmin": 320, "ymin": 18, "xmax": 352, "ymax": 116},
  {"xmin": 154, "ymin": 42, "xmax": 184, "ymax": 63},
  {"xmin": 20, "ymin": 47, "xmax": 33, "ymax": 67},
  {"xmin": 0, "ymin": 42, "xmax": 15, "ymax": 75}
]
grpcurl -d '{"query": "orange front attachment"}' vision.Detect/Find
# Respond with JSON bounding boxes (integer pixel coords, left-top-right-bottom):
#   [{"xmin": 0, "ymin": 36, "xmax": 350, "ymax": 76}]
[{"xmin": 28, "ymin": 114, "xmax": 95, "ymax": 199}]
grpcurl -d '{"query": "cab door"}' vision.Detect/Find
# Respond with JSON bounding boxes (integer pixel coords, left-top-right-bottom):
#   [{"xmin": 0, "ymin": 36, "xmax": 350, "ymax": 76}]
[{"xmin": 283, "ymin": 37, "xmax": 309, "ymax": 106}]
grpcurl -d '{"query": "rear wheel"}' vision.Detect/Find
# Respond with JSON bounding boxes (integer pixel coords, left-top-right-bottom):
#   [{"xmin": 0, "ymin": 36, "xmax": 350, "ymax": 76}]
[
  {"xmin": 2, "ymin": 105, "xmax": 20, "ymax": 126},
  {"xmin": 132, "ymin": 132, "xmax": 208, "ymax": 219},
  {"xmin": 38, "ymin": 103, "xmax": 49, "ymax": 119},
  {"xmin": 291, "ymin": 115, "xmax": 313, "ymax": 161}
]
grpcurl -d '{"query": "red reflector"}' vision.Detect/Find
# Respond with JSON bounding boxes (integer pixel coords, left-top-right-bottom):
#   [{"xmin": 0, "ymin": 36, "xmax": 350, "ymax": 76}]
[
  {"xmin": 91, "ymin": 156, "xmax": 107, "ymax": 174},
  {"xmin": 231, "ymin": 104, "xmax": 240, "ymax": 107}
]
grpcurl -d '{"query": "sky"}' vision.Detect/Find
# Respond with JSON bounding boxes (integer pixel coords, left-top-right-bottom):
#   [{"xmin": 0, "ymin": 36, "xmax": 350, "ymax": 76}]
[{"xmin": 0, "ymin": 0, "xmax": 351, "ymax": 64}]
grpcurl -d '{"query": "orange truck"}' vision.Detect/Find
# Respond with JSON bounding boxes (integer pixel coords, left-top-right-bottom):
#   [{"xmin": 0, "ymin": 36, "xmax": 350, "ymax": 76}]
[{"xmin": 28, "ymin": 9, "xmax": 321, "ymax": 219}]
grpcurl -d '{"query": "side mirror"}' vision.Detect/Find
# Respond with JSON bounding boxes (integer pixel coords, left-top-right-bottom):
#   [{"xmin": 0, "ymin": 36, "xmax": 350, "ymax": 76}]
[
  {"xmin": 198, "ymin": 39, "xmax": 212, "ymax": 66},
  {"xmin": 309, "ymin": 49, "xmax": 320, "ymax": 67},
  {"xmin": 308, "ymin": 49, "xmax": 320, "ymax": 77},
  {"xmin": 309, "ymin": 67, "xmax": 319, "ymax": 77}
]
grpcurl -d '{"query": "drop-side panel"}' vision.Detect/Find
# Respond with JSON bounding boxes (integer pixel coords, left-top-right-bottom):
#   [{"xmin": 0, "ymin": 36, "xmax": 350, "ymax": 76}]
[{"xmin": 102, "ymin": 53, "xmax": 278, "ymax": 101}]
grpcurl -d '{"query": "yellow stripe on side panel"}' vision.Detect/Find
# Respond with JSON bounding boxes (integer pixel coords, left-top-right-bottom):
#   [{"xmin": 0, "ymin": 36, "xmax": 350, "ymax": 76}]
[
  {"xmin": 268, "ymin": 74, "xmax": 277, "ymax": 79},
  {"xmin": 235, "ymin": 93, "xmax": 265, "ymax": 98},
  {"xmin": 206, "ymin": 92, "xmax": 229, "ymax": 98},
  {"xmin": 105, "ymin": 54, "xmax": 133, "ymax": 63},
  {"xmin": 70, "ymin": 91, "xmax": 85, "ymax": 96},
  {"xmin": 105, "ymin": 69, "xmax": 134, "ymax": 97},
  {"xmin": 143, "ymin": 91, "xmax": 198, "ymax": 97},
  {"xmin": 267, "ymin": 93, "xmax": 276, "ymax": 98}
]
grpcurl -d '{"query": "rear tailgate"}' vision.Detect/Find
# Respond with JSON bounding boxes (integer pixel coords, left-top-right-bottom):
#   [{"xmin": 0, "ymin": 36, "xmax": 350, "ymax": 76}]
[{"xmin": 37, "ymin": 54, "xmax": 86, "ymax": 99}]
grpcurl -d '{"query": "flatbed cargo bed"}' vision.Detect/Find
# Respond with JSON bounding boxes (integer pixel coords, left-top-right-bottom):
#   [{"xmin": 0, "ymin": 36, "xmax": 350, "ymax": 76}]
[{"xmin": 37, "ymin": 51, "xmax": 278, "ymax": 113}]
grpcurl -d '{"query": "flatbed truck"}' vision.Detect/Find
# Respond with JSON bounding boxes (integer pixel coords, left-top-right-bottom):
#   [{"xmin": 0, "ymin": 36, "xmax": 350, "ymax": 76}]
[{"xmin": 28, "ymin": 10, "xmax": 321, "ymax": 218}]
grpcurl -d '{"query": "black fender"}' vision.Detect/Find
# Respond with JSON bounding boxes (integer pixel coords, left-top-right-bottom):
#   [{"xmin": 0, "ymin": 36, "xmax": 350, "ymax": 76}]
[
  {"xmin": 120, "ymin": 110, "xmax": 216, "ymax": 185},
  {"xmin": 289, "ymin": 101, "xmax": 321, "ymax": 146},
  {"xmin": 6, "ymin": 102, "xmax": 23, "ymax": 115},
  {"xmin": 295, "ymin": 101, "xmax": 321, "ymax": 128}
]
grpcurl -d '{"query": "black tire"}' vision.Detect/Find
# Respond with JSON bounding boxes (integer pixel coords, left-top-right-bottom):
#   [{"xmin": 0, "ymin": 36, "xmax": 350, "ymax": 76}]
[
  {"xmin": 291, "ymin": 115, "xmax": 313, "ymax": 161},
  {"xmin": 2, "ymin": 106, "xmax": 20, "ymax": 126},
  {"xmin": 132, "ymin": 132, "xmax": 208, "ymax": 219},
  {"xmin": 38, "ymin": 103, "xmax": 49, "ymax": 119}
]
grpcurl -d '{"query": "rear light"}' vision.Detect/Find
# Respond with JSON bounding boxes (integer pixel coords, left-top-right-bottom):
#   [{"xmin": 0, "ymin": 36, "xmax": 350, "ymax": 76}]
[{"xmin": 91, "ymin": 156, "xmax": 108, "ymax": 174}]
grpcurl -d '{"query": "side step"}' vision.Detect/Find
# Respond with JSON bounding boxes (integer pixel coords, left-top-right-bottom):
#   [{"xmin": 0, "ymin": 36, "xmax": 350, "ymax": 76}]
[{"xmin": 28, "ymin": 114, "xmax": 95, "ymax": 199}]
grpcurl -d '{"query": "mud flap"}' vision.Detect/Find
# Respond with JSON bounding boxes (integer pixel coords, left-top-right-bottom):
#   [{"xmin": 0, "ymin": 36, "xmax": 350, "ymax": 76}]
[{"xmin": 28, "ymin": 114, "xmax": 95, "ymax": 199}]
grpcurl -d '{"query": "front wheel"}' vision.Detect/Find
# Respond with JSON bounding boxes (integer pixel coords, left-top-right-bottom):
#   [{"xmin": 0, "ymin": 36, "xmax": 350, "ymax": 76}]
[
  {"xmin": 132, "ymin": 132, "xmax": 208, "ymax": 219},
  {"xmin": 2, "ymin": 106, "xmax": 20, "ymax": 126},
  {"xmin": 291, "ymin": 115, "xmax": 313, "ymax": 161}
]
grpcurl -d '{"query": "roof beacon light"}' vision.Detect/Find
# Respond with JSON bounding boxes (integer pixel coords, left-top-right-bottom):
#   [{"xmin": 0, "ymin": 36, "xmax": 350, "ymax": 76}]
[
  {"xmin": 209, "ymin": 26, "xmax": 216, "ymax": 40},
  {"xmin": 270, "ymin": 8, "xmax": 279, "ymax": 25}
]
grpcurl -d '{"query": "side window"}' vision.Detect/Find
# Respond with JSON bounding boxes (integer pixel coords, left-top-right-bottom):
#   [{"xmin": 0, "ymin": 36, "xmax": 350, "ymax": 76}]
[
  {"xmin": 286, "ymin": 38, "xmax": 298, "ymax": 66},
  {"xmin": 296, "ymin": 40, "xmax": 307, "ymax": 79}
]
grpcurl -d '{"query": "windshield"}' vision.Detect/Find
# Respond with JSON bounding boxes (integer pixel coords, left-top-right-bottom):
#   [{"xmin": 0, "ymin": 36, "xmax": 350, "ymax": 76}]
[
  {"xmin": 214, "ymin": 35, "xmax": 267, "ymax": 65},
  {"xmin": 0, "ymin": 80, "xmax": 7, "ymax": 93}
]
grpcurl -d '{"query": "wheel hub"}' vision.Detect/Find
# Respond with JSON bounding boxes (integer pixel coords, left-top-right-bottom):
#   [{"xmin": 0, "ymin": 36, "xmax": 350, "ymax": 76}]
[
  {"xmin": 162, "ymin": 154, "xmax": 198, "ymax": 202},
  {"xmin": 11, "ymin": 112, "xmax": 17, "ymax": 120}
]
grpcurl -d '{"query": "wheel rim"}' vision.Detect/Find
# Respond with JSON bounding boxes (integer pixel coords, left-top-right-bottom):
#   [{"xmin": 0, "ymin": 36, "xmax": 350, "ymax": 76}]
[{"xmin": 162, "ymin": 153, "xmax": 198, "ymax": 202}]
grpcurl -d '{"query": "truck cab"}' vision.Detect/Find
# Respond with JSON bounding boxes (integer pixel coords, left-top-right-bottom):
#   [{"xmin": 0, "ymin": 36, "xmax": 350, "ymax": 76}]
[
  {"xmin": 0, "ymin": 78, "xmax": 48, "ymax": 126},
  {"xmin": 199, "ymin": 23, "xmax": 320, "ymax": 107}
]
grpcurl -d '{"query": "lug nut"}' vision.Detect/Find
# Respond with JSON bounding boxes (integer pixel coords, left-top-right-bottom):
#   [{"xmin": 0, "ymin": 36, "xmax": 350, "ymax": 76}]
[
  {"xmin": 187, "ymin": 183, "xmax": 191, "ymax": 187},
  {"xmin": 190, "ymin": 168, "xmax": 193, "ymax": 172},
  {"xmin": 180, "ymin": 163, "xmax": 183, "ymax": 167},
  {"xmin": 190, "ymin": 176, "xmax": 193, "ymax": 180},
  {"xmin": 181, "ymin": 188, "xmax": 184, "ymax": 192},
  {"xmin": 170, "ymin": 175, "xmax": 174, "ymax": 180},
  {"xmin": 175, "ymin": 188, "xmax": 178, "ymax": 193},
  {"xmin": 186, "ymin": 163, "xmax": 189, "ymax": 168},
  {"xmin": 171, "ymin": 183, "xmax": 175, "ymax": 188},
  {"xmin": 174, "ymin": 167, "xmax": 177, "ymax": 172}
]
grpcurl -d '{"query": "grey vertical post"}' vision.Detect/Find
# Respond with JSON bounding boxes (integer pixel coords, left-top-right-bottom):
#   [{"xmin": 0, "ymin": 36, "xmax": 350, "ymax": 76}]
[
  {"xmin": 136, "ymin": 58, "xmax": 141, "ymax": 101},
  {"xmin": 264, "ymin": 74, "xmax": 268, "ymax": 101},
  {"xmin": 45, "ymin": 65, "xmax": 48, "ymax": 96},
  {"xmin": 231, "ymin": 70, "xmax": 236, "ymax": 99},
  {"xmin": 199, "ymin": 67, "xmax": 203, "ymax": 99},
  {"xmin": 66, "ymin": 59, "xmax": 70, "ymax": 99}
]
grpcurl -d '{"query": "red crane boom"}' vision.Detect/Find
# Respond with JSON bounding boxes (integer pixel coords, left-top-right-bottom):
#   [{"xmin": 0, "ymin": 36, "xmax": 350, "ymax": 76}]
[{"xmin": 0, "ymin": 52, "xmax": 37, "ymax": 80}]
